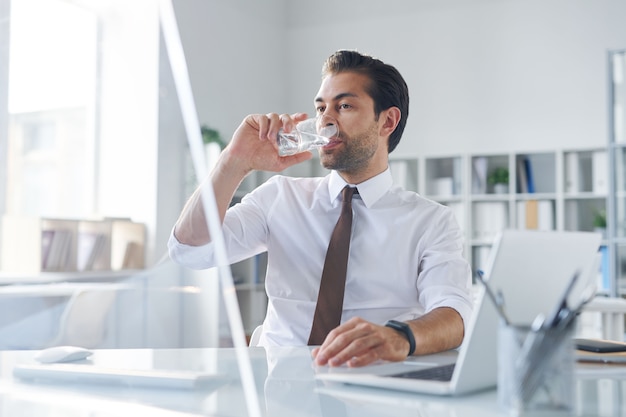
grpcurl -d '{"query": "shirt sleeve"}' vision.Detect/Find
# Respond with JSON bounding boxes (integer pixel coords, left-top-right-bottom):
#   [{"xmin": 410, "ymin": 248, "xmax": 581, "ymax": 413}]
[
  {"xmin": 168, "ymin": 177, "xmax": 279, "ymax": 270},
  {"xmin": 416, "ymin": 206, "xmax": 474, "ymax": 331},
  {"xmin": 167, "ymin": 229, "xmax": 216, "ymax": 270}
]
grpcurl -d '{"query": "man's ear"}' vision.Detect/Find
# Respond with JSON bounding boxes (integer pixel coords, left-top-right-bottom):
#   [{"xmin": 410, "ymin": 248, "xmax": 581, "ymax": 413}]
[{"xmin": 379, "ymin": 107, "xmax": 401, "ymax": 138}]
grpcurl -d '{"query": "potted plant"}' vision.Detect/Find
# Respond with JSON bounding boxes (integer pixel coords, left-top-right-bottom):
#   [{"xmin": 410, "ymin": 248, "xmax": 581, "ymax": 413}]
[
  {"xmin": 488, "ymin": 167, "xmax": 509, "ymax": 194},
  {"xmin": 201, "ymin": 125, "xmax": 226, "ymax": 149},
  {"xmin": 593, "ymin": 209, "xmax": 607, "ymax": 238},
  {"xmin": 201, "ymin": 125, "xmax": 226, "ymax": 170}
]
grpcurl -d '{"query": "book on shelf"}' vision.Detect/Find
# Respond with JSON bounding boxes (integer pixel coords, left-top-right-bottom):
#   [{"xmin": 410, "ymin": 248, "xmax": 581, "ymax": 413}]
[
  {"xmin": 524, "ymin": 200, "xmax": 538, "ymax": 229},
  {"xmin": 42, "ymin": 229, "xmax": 72, "ymax": 271},
  {"xmin": 516, "ymin": 200, "xmax": 554, "ymax": 231},
  {"xmin": 76, "ymin": 232, "xmax": 107, "ymax": 271},
  {"xmin": 121, "ymin": 241, "xmax": 144, "ymax": 269},
  {"xmin": 40, "ymin": 230, "xmax": 55, "ymax": 270}
]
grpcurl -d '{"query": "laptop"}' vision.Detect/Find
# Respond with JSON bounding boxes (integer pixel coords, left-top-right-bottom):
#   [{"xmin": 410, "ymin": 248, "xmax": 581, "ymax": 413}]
[{"xmin": 316, "ymin": 229, "xmax": 602, "ymax": 395}]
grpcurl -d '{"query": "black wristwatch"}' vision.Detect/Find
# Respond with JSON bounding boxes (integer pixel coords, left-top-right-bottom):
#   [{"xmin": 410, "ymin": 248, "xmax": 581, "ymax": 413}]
[{"xmin": 385, "ymin": 320, "xmax": 416, "ymax": 356}]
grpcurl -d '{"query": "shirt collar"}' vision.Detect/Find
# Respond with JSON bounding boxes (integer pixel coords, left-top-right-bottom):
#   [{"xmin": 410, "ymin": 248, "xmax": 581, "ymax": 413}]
[{"xmin": 328, "ymin": 168, "xmax": 393, "ymax": 208}]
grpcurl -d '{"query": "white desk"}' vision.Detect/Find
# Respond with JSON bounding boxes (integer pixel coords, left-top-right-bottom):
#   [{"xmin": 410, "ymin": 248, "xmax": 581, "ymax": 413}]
[
  {"xmin": 0, "ymin": 347, "xmax": 625, "ymax": 416},
  {"xmin": 0, "ymin": 270, "xmax": 137, "ymax": 285}
]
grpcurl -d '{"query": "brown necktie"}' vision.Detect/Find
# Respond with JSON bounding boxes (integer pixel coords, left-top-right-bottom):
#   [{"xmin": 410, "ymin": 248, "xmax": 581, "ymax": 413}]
[{"xmin": 308, "ymin": 186, "xmax": 356, "ymax": 345}]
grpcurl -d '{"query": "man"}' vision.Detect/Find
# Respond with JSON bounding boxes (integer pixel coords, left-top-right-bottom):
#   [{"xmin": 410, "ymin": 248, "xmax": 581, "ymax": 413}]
[{"xmin": 168, "ymin": 50, "xmax": 473, "ymax": 368}]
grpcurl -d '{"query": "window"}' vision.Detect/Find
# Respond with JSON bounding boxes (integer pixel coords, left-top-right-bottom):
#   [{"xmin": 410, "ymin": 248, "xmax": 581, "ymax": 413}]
[
  {"xmin": 2, "ymin": 0, "xmax": 178, "ymax": 268},
  {"xmin": 7, "ymin": 0, "xmax": 98, "ymax": 218}
]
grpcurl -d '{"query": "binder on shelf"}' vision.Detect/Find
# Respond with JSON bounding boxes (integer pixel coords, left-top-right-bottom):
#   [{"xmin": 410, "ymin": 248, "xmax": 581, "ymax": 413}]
[
  {"xmin": 453, "ymin": 157, "xmax": 463, "ymax": 195},
  {"xmin": 517, "ymin": 158, "xmax": 528, "ymax": 193},
  {"xmin": 472, "ymin": 157, "xmax": 488, "ymax": 194},
  {"xmin": 525, "ymin": 200, "xmax": 539, "ymax": 229},
  {"xmin": 592, "ymin": 150, "xmax": 608, "ymax": 194},
  {"xmin": 564, "ymin": 153, "xmax": 580, "ymax": 193},
  {"xmin": 429, "ymin": 177, "xmax": 454, "ymax": 196},
  {"xmin": 516, "ymin": 201, "xmax": 525, "ymax": 230},
  {"xmin": 536, "ymin": 200, "xmax": 555, "ymax": 231},
  {"xmin": 564, "ymin": 202, "xmax": 579, "ymax": 231},
  {"xmin": 523, "ymin": 157, "xmax": 535, "ymax": 193},
  {"xmin": 472, "ymin": 202, "xmax": 508, "ymax": 240}
]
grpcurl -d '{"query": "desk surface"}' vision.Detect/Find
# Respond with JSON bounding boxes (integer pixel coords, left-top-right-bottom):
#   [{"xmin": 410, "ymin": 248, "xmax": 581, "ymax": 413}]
[{"xmin": 0, "ymin": 346, "xmax": 624, "ymax": 416}]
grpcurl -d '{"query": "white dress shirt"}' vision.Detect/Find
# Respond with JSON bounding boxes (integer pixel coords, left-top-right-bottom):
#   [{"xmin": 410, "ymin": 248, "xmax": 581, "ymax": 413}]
[{"xmin": 168, "ymin": 168, "xmax": 473, "ymax": 347}]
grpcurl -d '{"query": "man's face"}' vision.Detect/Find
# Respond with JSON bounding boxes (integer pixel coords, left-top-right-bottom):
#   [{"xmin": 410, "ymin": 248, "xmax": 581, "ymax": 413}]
[{"xmin": 314, "ymin": 72, "xmax": 385, "ymax": 175}]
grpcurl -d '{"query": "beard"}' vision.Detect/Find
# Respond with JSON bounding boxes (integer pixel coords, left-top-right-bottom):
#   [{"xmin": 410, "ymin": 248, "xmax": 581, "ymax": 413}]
[{"xmin": 319, "ymin": 121, "xmax": 379, "ymax": 173}]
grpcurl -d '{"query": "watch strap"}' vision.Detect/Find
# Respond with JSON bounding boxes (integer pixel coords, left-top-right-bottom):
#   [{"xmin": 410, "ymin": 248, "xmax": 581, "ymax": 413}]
[{"xmin": 385, "ymin": 320, "xmax": 416, "ymax": 356}]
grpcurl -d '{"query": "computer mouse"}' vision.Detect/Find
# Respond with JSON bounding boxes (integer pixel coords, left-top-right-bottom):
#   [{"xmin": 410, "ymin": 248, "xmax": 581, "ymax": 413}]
[{"xmin": 34, "ymin": 346, "xmax": 93, "ymax": 364}]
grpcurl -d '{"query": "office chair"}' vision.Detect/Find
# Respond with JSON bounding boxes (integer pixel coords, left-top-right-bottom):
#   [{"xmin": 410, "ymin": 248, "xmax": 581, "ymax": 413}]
[{"xmin": 50, "ymin": 289, "xmax": 116, "ymax": 348}]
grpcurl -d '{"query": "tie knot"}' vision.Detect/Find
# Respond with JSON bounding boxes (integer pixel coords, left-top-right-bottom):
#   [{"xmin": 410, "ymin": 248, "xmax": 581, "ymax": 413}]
[{"xmin": 342, "ymin": 186, "xmax": 357, "ymax": 202}]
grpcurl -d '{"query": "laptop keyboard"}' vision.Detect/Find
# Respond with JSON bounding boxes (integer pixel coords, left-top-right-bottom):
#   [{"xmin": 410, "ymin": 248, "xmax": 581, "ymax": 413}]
[{"xmin": 389, "ymin": 363, "xmax": 455, "ymax": 382}]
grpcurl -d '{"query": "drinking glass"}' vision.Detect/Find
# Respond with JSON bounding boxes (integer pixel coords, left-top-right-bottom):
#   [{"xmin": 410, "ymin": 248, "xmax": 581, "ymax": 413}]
[{"xmin": 277, "ymin": 118, "xmax": 337, "ymax": 156}]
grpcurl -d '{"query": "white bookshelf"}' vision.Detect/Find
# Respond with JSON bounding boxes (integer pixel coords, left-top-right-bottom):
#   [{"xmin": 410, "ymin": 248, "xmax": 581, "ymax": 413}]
[
  {"xmin": 421, "ymin": 149, "xmax": 607, "ymax": 280},
  {"xmin": 0, "ymin": 216, "xmax": 146, "ymax": 274}
]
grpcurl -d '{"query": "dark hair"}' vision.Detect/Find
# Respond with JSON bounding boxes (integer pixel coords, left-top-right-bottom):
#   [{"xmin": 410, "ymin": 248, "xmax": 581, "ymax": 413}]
[{"xmin": 321, "ymin": 50, "xmax": 409, "ymax": 153}]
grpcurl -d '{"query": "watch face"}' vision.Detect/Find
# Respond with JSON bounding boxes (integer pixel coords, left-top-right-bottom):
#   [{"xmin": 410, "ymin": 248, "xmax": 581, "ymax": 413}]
[{"xmin": 387, "ymin": 320, "xmax": 407, "ymax": 331}]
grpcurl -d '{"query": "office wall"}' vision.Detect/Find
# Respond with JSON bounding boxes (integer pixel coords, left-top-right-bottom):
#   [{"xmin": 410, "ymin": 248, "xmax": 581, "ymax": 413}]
[
  {"xmin": 284, "ymin": 0, "xmax": 626, "ymax": 156},
  {"xmin": 172, "ymin": 0, "xmax": 288, "ymax": 142},
  {"xmin": 174, "ymin": 0, "xmax": 626, "ymax": 157}
]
